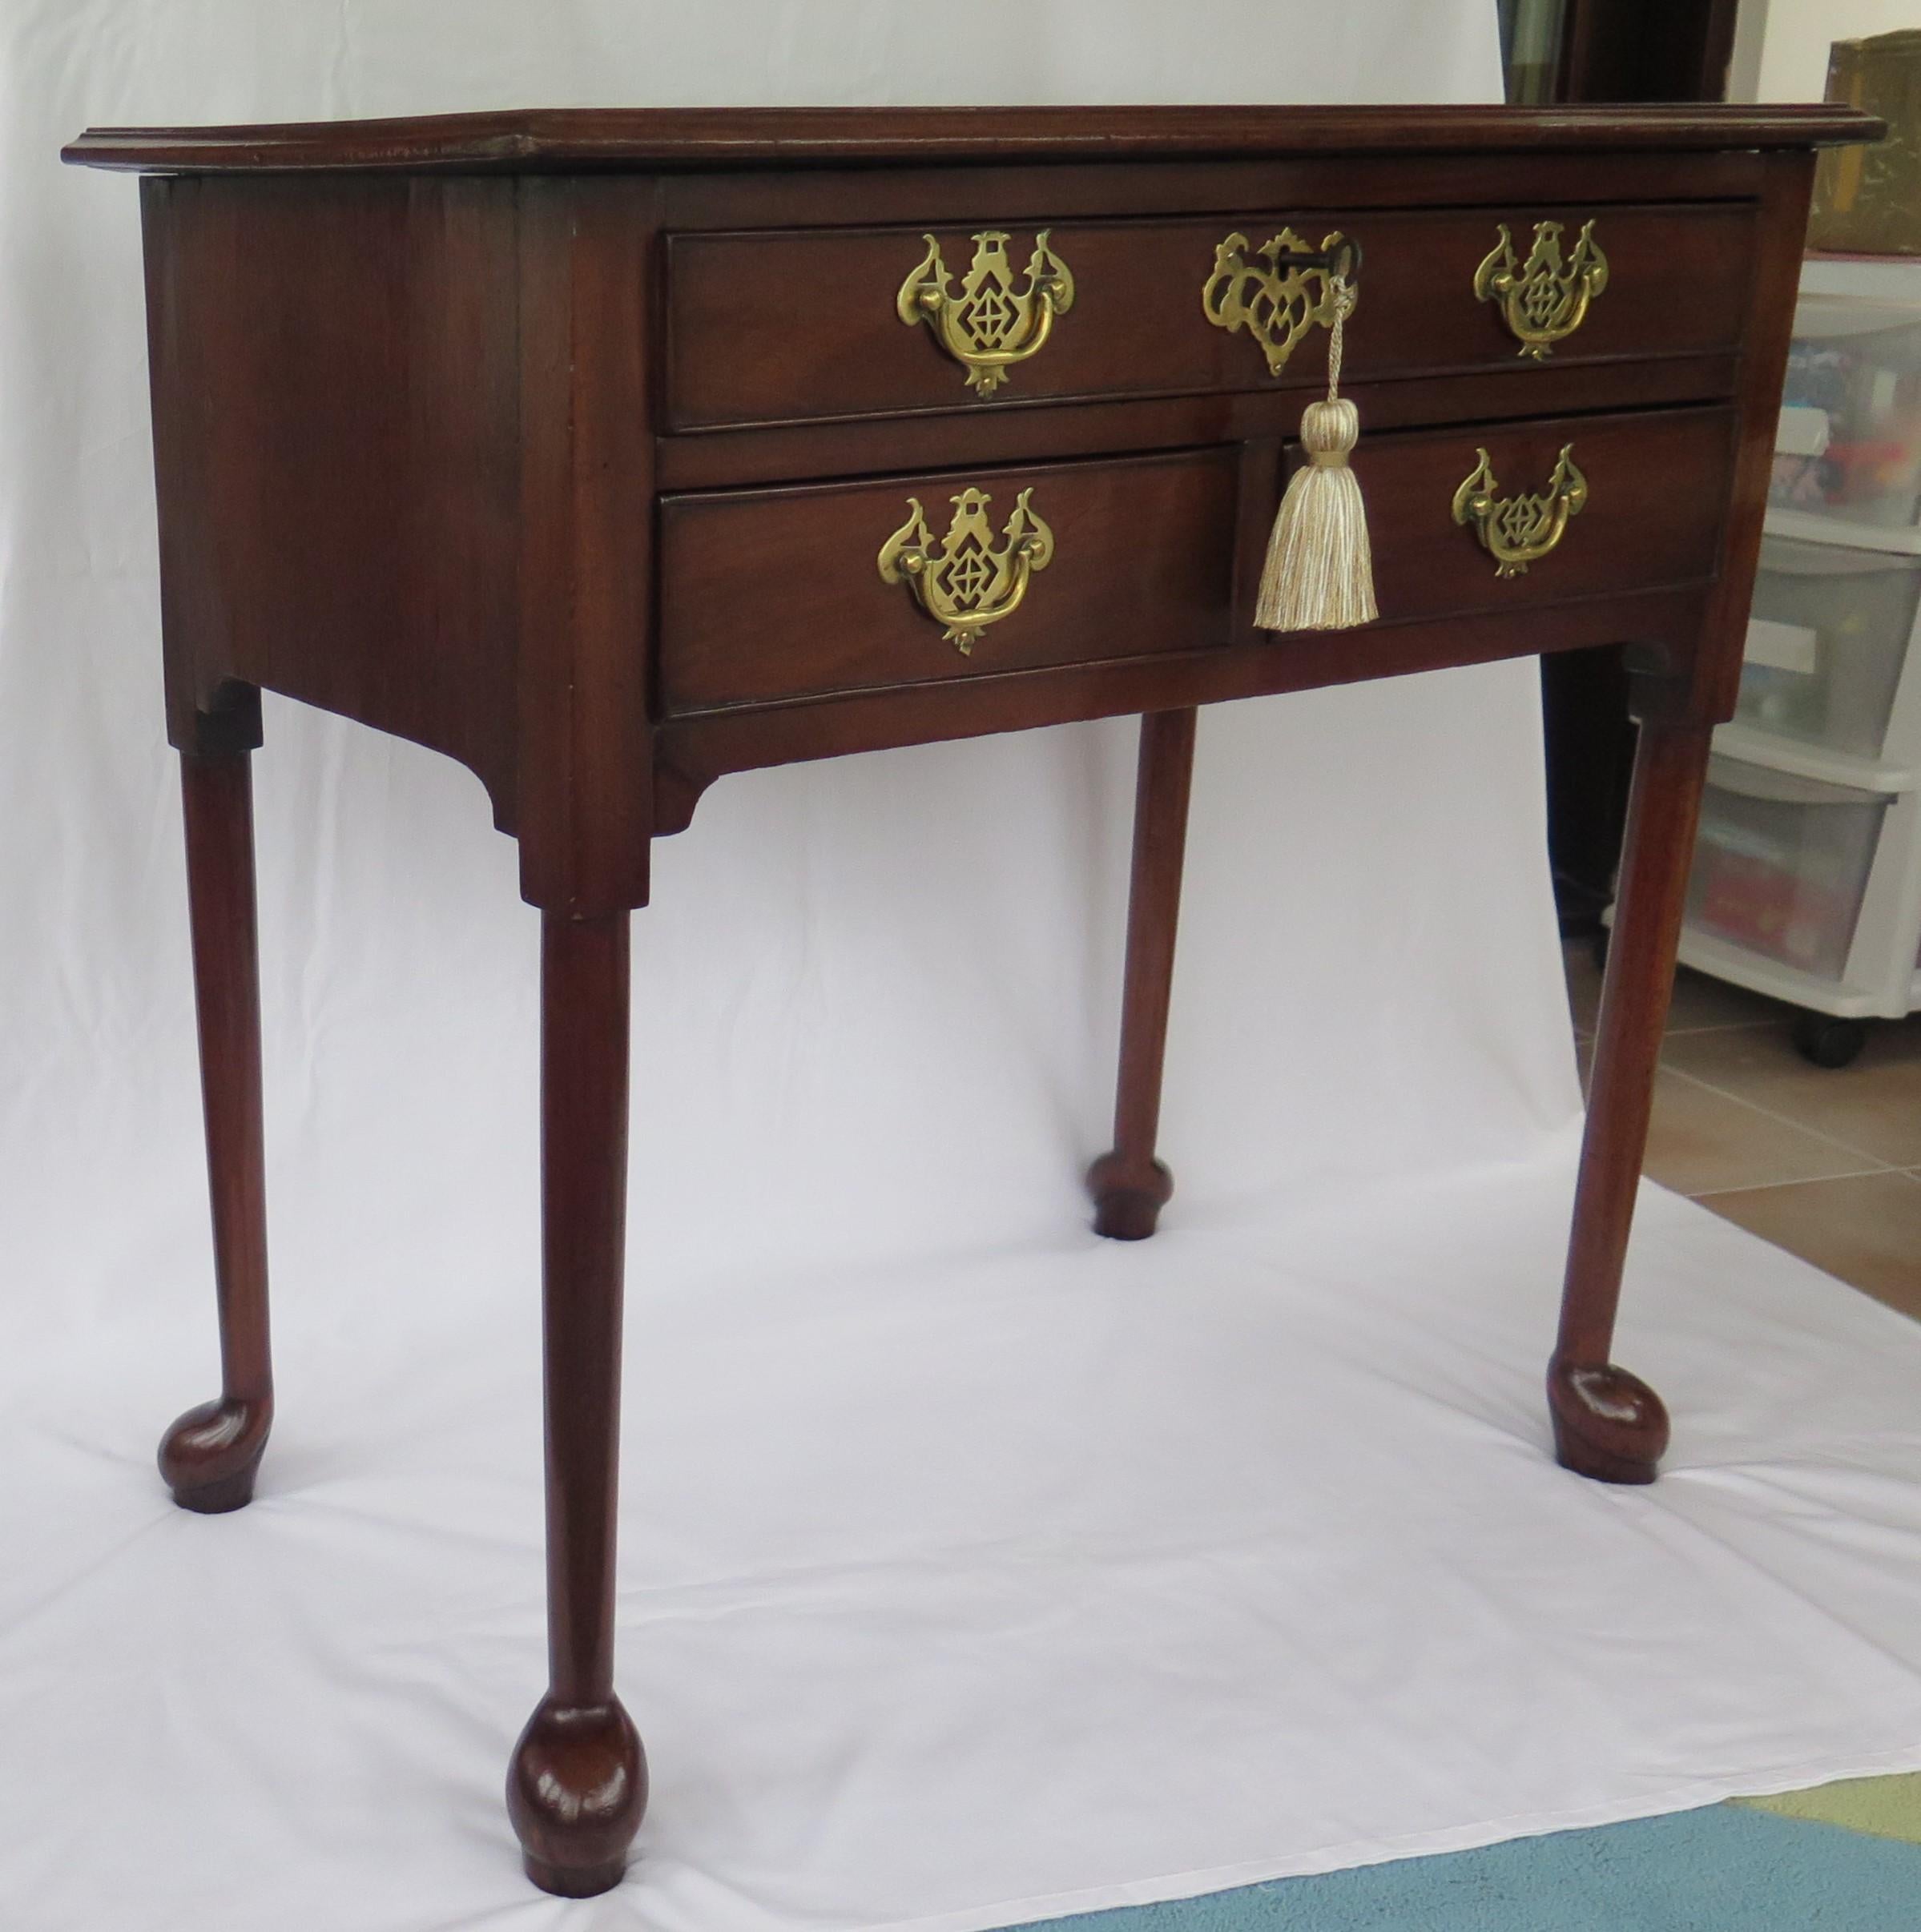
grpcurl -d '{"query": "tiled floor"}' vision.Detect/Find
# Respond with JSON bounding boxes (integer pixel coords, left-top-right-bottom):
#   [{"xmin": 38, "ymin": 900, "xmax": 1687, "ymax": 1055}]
[{"xmin": 1566, "ymin": 940, "xmax": 1921, "ymax": 1317}]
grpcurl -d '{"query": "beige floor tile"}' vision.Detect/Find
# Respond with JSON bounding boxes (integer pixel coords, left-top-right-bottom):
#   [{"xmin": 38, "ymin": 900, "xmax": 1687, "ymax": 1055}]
[
  {"xmin": 1664, "ymin": 966, "xmax": 1786, "ymax": 1036},
  {"xmin": 1664, "ymin": 1016, "xmax": 1921, "ymax": 1169},
  {"xmin": 1638, "ymin": 1069, "xmax": 1883, "ymax": 1197},
  {"xmin": 1700, "ymin": 1171, "xmax": 1921, "ymax": 1316},
  {"xmin": 1562, "ymin": 940, "xmax": 1787, "ymax": 1041}
]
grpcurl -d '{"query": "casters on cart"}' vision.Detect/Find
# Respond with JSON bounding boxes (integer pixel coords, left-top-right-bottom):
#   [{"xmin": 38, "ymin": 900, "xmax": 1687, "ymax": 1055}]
[{"xmin": 1790, "ymin": 1011, "xmax": 1869, "ymax": 1070}]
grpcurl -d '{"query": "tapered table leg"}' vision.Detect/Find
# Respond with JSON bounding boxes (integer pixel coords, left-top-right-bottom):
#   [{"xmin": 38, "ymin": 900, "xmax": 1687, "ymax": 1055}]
[
  {"xmin": 1089, "ymin": 708, "xmax": 1197, "ymax": 1241},
  {"xmin": 507, "ymin": 911, "xmax": 647, "ymax": 1897},
  {"xmin": 160, "ymin": 750, "xmax": 273, "ymax": 1513},
  {"xmin": 1550, "ymin": 717, "xmax": 1714, "ymax": 1485}
]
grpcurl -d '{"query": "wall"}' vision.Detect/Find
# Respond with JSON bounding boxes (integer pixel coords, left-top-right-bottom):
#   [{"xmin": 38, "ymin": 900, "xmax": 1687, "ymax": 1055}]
[{"xmin": 1750, "ymin": 0, "xmax": 1918, "ymax": 101}]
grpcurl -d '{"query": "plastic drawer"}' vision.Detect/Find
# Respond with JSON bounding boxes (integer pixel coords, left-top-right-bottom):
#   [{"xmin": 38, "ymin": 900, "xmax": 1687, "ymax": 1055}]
[
  {"xmin": 1737, "ymin": 537, "xmax": 1921, "ymax": 759},
  {"xmin": 1770, "ymin": 294, "xmax": 1921, "ymax": 529},
  {"xmin": 1685, "ymin": 755, "xmax": 1893, "ymax": 980}
]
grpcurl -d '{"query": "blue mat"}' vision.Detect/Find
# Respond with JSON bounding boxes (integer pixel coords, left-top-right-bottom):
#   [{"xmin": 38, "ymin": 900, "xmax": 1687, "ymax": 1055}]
[{"xmin": 1010, "ymin": 1804, "xmax": 1921, "ymax": 1931}]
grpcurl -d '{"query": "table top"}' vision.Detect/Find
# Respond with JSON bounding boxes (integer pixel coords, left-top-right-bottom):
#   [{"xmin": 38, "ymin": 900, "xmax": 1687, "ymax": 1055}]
[{"xmin": 63, "ymin": 103, "xmax": 1882, "ymax": 175}]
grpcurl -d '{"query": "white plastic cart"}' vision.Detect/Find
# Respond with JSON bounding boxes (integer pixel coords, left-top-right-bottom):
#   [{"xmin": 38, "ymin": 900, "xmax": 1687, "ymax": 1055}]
[{"xmin": 1615, "ymin": 256, "xmax": 1921, "ymax": 1068}]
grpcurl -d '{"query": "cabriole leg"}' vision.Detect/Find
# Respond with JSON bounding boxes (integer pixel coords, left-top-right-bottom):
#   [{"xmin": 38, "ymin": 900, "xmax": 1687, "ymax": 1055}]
[
  {"xmin": 1550, "ymin": 717, "xmax": 1714, "ymax": 1484},
  {"xmin": 506, "ymin": 911, "xmax": 647, "ymax": 1897},
  {"xmin": 1088, "ymin": 707, "xmax": 1197, "ymax": 1241},
  {"xmin": 161, "ymin": 748, "xmax": 273, "ymax": 1513}
]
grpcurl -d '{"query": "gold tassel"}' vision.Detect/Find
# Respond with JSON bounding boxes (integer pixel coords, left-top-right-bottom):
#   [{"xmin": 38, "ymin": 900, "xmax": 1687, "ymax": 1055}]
[{"xmin": 1254, "ymin": 278, "xmax": 1377, "ymax": 633}]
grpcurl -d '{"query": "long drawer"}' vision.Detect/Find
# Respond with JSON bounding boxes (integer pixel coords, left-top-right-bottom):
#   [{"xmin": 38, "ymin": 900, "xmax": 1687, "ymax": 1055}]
[
  {"xmin": 664, "ymin": 202, "xmax": 1757, "ymax": 432},
  {"xmin": 656, "ymin": 405, "xmax": 1737, "ymax": 717}
]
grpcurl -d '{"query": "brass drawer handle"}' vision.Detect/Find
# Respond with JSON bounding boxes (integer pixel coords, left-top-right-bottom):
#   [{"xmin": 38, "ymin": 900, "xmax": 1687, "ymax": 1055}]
[
  {"xmin": 877, "ymin": 486, "xmax": 1055, "ymax": 654},
  {"xmin": 1473, "ymin": 219, "xmax": 1608, "ymax": 360},
  {"xmin": 1451, "ymin": 444, "xmax": 1587, "ymax": 576},
  {"xmin": 896, "ymin": 231, "xmax": 1074, "ymax": 396},
  {"xmin": 1202, "ymin": 227, "xmax": 1355, "ymax": 376}
]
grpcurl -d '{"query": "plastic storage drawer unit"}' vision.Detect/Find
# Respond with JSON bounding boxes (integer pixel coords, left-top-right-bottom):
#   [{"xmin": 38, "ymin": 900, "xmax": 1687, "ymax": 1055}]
[
  {"xmin": 1685, "ymin": 755, "xmax": 1894, "ymax": 980},
  {"xmin": 1770, "ymin": 295, "xmax": 1921, "ymax": 530},
  {"xmin": 1737, "ymin": 536, "xmax": 1921, "ymax": 760},
  {"xmin": 1660, "ymin": 256, "xmax": 1921, "ymax": 1065}
]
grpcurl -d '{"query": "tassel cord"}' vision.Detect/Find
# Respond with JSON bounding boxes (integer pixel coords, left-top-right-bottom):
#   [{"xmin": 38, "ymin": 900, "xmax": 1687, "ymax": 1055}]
[{"xmin": 1253, "ymin": 272, "xmax": 1378, "ymax": 633}]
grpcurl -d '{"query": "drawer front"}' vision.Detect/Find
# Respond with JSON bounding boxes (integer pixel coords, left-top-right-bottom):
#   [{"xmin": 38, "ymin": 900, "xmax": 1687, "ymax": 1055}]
[
  {"xmin": 1362, "ymin": 407, "xmax": 1736, "ymax": 624},
  {"xmin": 658, "ymin": 450, "xmax": 1238, "ymax": 714},
  {"xmin": 666, "ymin": 203, "xmax": 1756, "ymax": 431},
  {"xmin": 658, "ymin": 407, "xmax": 1734, "ymax": 718}
]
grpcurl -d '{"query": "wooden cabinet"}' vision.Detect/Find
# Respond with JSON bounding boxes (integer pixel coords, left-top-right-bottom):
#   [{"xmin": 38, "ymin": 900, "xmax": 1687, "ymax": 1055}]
[{"xmin": 64, "ymin": 101, "xmax": 1879, "ymax": 1902}]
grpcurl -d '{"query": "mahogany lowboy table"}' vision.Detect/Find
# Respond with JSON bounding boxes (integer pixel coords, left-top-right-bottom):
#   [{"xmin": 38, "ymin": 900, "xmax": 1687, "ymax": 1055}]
[{"xmin": 66, "ymin": 103, "xmax": 1877, "ymax": 1896}]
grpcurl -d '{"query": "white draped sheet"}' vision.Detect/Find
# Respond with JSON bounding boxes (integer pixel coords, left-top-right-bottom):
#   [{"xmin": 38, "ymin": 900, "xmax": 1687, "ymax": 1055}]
[{"xmin": 3, "ymin": 6, "xmax": 1920, "ymax": 1929}]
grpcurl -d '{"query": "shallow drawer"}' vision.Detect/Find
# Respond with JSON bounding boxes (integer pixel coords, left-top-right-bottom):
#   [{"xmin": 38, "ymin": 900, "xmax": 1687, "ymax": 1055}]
[
  {"xmin": 1361, "ymin": 406, "xmax": 1736, "ymax": 626},
  {"xmin": 1685, "ymin": 755, "xmax": 1892, "ymax": 980},
  {"xmin": 1738, "ymin": 537, "xmax": 1921, "ymax": 762},
  {"xmin": 666, "ymin": 202, "xmax": 1757, "ymax": 431},
  {"xmin": 658, "ymin": 449, "xmax": 1238, "ymax": 714}
]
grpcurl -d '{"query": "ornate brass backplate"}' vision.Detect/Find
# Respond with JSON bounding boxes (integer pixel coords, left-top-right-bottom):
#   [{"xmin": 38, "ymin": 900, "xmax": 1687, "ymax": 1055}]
[
  {"xmin": 877, "ymin": 486, "xmax": 1055, "ymax": 653},
  {"xmin": 1451, "ymin": 445, "xmax": 1587, "ymax": 577},
  {"xmin": 1472, "ymin": 219, "xmax": 1608, "ymax": 360},
  {"xmin": 896, "ymin": 231, "xmax": 1075, "ymax": 396},
  {"xmin": 1202, "ymin": 227, "xmax": 1354, "ymax": 376}
]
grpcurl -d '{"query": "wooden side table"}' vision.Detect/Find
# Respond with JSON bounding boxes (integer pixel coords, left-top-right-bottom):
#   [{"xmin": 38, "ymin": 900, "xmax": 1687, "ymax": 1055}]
[{"xmin": 66, "ymin": 103, "xmax": 1879, "ymax": 1897}]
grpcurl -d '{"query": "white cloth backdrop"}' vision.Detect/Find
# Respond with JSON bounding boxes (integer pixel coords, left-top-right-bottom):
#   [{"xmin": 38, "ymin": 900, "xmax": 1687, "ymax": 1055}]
[{"xmin": 5, "ymin": 6, "xmax": 1921, "ymax": 1930}]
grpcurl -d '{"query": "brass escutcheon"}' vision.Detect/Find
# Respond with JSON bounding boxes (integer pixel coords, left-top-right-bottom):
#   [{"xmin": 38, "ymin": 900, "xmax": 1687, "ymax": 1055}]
[
  {"xmin": 1202, "ymin": 227, "xmax": 1355, "ymax": 376},
  {"xmin": 896, "ymin": 231, "xmax": 1074, "ymax": 396},
  {"xmin": 1451, "ymin": 445, "xmax": 1587, "ymax": 576},
  {"xmin": 877, "ymin": 486, "xmax": 1055, "ymax": 654},
  {"xmin": 1473, "ymin": 219, "xmax": 1609, "ymax": 360}
]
